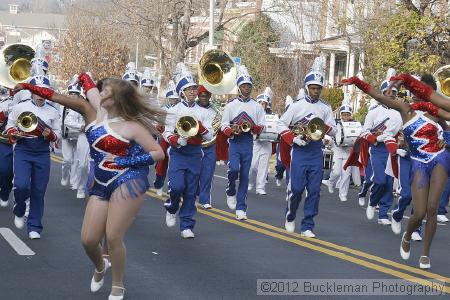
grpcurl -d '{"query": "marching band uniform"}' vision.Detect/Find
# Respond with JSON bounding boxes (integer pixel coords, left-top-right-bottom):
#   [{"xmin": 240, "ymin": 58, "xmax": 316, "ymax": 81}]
[
  {"xmin": 154, "ymin": 81, "xmax": 180, "ymax": 196},
  {"xmin": 249, "ymin": 90, "xmax": 273, "ymax": 195},
  {"xmin": 196, "ymin": 85, "xmax": 217, "ymax": 209},
  {"xmin": 163, "ymin": 64, "xmax": 213, "ymax": 238},
  {"xmin": 61, "ymin": 84, "xmax": 83, "ymax": 188},
  {"xmin": 0, "ymin": 94, "xmax": 14, "ymax": 207},
  {"xmin": 6, "ymin": 74, "xmax": 61, "ymax": 239},
  {"xmin": 437, "ymin": 179, "xmax": 450, "ymax": 222},
  {"xmin": 362, "ymin": 81, "xmax": 402, "ymax": 225},
  {"xmin": 278, "ymin": 57, "xmax": 336, "ymax": 237},
  {"xmin": 357, "ymin": 99, "xmax": 379, "ymax": 207},
  {"xmin": 323, "ymin": 104, "xmax": 361, "ymax": 202},
  {"xmin": 141, "ymin": 67, "xmax": 160, "ymax": 108},
  {"xmin": 221, "ymin": 66, "xmax": 265, "ymax": 220}
]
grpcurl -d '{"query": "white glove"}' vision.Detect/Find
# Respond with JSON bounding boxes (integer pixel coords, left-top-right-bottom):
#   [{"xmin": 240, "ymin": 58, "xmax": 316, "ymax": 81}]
[
  {"xmin": 293, "ymin": 135, "xmax": 308, "ymax": 147},
  {"xmin": 177, "ymin": 136, "xmax": 188, "ymax": 147},
  {"xmin": 376, "ymin": 134, "xmax": 389, "ymax": 142},
  {"xmin": 396, "ymin": 149, "xmax": 408, "ymax": 157}
]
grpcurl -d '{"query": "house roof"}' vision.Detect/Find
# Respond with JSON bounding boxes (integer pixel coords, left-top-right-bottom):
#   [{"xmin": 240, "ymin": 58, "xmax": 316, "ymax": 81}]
[{"xmin": 0, "ymin": 10, "xmax": 66, "ymax": 29}]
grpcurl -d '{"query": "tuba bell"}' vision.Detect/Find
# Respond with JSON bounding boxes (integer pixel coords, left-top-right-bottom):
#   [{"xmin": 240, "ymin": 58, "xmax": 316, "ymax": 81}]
[
  {"xmin": 17, "ymin": 111, "xmax": 49, "ymax": 137},
  {"xmin": 291, "ymin": 117, "xmax": 326, "ymax": 141},
  {"xmin": 198, "ymin": 49, "xmax": 237, "ymax": 95},
  {"xmin": 176, "ymin": 115, "xmax": 199, "ymax": 138},
  {"xmin": 434, "ymin": 65, "xmax": 450, "ymax": 97},
  {"xmin": 0, "ymin": 44, "xmax": 35, "ymax": 89}
]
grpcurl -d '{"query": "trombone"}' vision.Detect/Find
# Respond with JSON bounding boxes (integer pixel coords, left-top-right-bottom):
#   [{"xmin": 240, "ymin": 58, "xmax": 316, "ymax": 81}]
[{"xmin": 290, "ymin": 117, "xmax": 325, "ymax": 142}]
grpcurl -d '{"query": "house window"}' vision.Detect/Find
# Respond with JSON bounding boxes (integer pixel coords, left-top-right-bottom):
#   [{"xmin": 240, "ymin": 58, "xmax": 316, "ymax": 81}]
[{"xmin": 9, "ymin": 4, "xmax": 19, "ymax": 14}]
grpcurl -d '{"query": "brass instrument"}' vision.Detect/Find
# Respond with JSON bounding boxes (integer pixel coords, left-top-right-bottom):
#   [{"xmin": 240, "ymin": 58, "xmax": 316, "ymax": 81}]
[
  {"xmin": 291, "ymin": 117, "xmax": 326, "ymax": 141},
  {"xmin": 231, "ymin": 121, "xmax": 251, "ymax": 135},
  {"xmin": 17, "ymin": 111, "xmax": 49, "ymax": 137},
  {"xmin": 202, "ymin": 104, "xmax": 222, "ymax": 148},
  {"xmin": 434, "ymin": 65, "xmax": 450, "ymax": 97},
  {"xmin": 0, "ymin": 44, "xmax": 35, "ymax": 89},
  {"xmin": 176, "ymin": 115, "xmax": 199, "ymax": 138},
  {"xmin": 198, "ymin": 49, "xmax": 237, "ymax": 95}
]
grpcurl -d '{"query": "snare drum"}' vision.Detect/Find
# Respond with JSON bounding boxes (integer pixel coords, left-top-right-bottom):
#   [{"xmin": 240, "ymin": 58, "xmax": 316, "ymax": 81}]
[
  {"xmin": 258, "ymin": 114, "xmax": 279, "ymax": 142},
  {"xmin": 334, "ymin": 121, "xmax": 362, "ymax": 146}
]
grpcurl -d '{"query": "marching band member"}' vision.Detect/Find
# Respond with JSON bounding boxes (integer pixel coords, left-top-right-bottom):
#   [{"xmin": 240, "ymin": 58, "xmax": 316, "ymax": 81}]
[
  {"xmin": 322, "ymin": 100, "xmax": 361, "ymax": 202},
  {"xmin": 359, "ymin": 71, "xmax": 402, "ymax": 225},
  {"xmin": 65, "ymin": 83, "xmax": 90, "ymax": 198},
  {"xmin": 221, "ymin": 65, "xmax": 265, "ymax": 220},
  {"xmin": 163, "ymin": 63, "xmax": 213, "ymax": 238},
  {"xmin": 61, "ymin": 82, "xmax": 83, "ymax": 188},
  {"xmin": 249, "ymin": 88, "xmax": 273, "ymax": 195},
  {"xmin": 0, "ymin": 89, "xmax": 14, "ymax": 207},
  {"xmin": 17, "ymin": 73, "xmax": 165, "ymax": 299},
  {"xmin": 153, "ymin": 80, "xmax": 180, "ymax": 196},
  {"xmin": 196, "ymin": 85, "xmax": 217, "ymax": 208},
  {"xmin": 278, "ymin": 57, "xmax": 336, "ymax": 237},
  {"xmin": 342, "ymin": 72, "xmax": 449, "ymax": 269},
  {"xmin": 274, "ymin": 96, "xmax": 293, "ymax": 187},
  {"xmin": 357, "ymin": 99, "xmax": 379, "ymax": 207},
  {"xmin": 141, "ymin": 67, "xmax": 160, "ymax": 108},
  {"xmin": 122, "ymin": 62, "xmax": 140, "ymax": 87},
  {"xmin": 6, "ymin": 71, "xmax": 61, "ymax": 239}
]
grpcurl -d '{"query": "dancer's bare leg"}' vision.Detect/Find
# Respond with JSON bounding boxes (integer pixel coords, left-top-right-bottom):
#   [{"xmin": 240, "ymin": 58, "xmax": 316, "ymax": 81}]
[
  {"xmin": 106, "ymin": 190, "xmax": 145, "ymax": 296},
  {"xmin": 81, "ymin": 196, "xmax": 109, "ymax": 281}
]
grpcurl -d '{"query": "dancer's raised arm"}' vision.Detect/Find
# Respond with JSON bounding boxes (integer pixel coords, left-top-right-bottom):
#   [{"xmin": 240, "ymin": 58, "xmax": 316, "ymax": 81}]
[
  {"xmin": 15, "ymin": 83, "xmax": 97, "ymax": 124},
  {"xmin": 340, "ymin": 77, "xmax": 410, "ymax": 116}
]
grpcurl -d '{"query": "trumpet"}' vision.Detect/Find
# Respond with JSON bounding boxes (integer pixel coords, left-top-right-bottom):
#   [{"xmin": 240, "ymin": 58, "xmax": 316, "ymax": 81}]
[
  {"xmin": 17, "ymin": 111, "xmax": 50, "ymax": 137},
  {"xmin": 290, "ymin": 117, "xmax": 326, "ymax": 141},
  {"xmin": 231, "ymin": 121, "xmax": 252, "ymax": 134},
  {"xmin": 176, "ymin": 115, "xmax": 199, "ymax": 138}
]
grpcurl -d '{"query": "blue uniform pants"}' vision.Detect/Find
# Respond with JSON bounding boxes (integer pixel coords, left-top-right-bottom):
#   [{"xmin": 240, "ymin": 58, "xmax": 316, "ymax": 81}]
[
  {"xmin": 0, "ymin": 143, "xmax": 13, "ymax": 202},
  {"xmin": 286, "ymin": 143, "xmax": 323, "ymax": 232},
  {"xmin": 226, "ymin": 134, "xmax": 253, "ymax": 211},
  {"xmin": 392, "ymin": 156, "xmax": 412, "ymax": 222},
  {"xmin": 13, "ymin": 148, "xmax": 50, "ymax": 233},
  {"xmin": 358, "ymin": 158, "xmax": 373, "ymax": 198},
  {"xmin": 165, "ymin": 146, "xmax": 202, "ymax": 231},
  {"xmin": 368, "ymin": 145, "xmax": 393, "ymax": 219},
  {"xmin": 154, "ymin": 174, "xmax": 165, "ymax": 189},
  {"xmin": 198, "ymin": 144, "xmax": 216, "ymax": 205}
]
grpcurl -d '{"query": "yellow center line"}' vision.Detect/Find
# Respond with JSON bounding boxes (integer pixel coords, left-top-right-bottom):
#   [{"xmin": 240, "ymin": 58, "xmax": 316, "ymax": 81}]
[
  {"xmin": 49, "ymin": 157, "xmax": 449, "ymax": 290},
  {"xmin": 145, "ymin": 189, "xmax": 450, "ymax": 290},
  {"xmin": 208, "ymin": 208, "xmax": 450, "ymax": 283}
]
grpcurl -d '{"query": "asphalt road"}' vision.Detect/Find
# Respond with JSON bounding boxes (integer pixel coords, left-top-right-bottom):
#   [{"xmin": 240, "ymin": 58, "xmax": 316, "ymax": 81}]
[{"xmin": 0, "ymin": 154, "xmax": 448, "ymax": 300}]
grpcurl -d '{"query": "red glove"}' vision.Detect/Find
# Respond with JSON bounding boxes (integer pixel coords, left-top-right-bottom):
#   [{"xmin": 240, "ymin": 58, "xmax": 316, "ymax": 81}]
[
  {"xmin": 223, "ymin": 126, "xmax": 233, "ymax": 138},
  {"xmin": 198, "ymin": 121, "xmax": 209, "ymax": 135},
  {"xmin": 384, "ymin": 138, "xmax": 398, "ymax": 155},
  {"xmin": 6, "ymin": 127, "xmax": 18, "ymax": 144},
  {"xmin": 78, "ymin": 73, "xmax": 97, "ymax": 94},
  {"xmin": 252, "ymin": 125, "xmax": 264, "ymax": 135},
  {"xmin": 390, "ymin": 74, "xmax": 432, "ymax": 101},
  {"xmin": 280, "ymin": 130, "xmax": 295, "ymax": 146},
  {"xmin": 19, "ymin": 83, "xmax": 54, "ymax": 100},
  {"xmin": 168, "ymin": 135, "xmax": 179, "ymax": 147},
  {"xmin": 156, "ymin": 124, "xmax": 165, "ymax": 134},
  {"xmin": 363, "ymin": 133, "xmax": 377, "ymax": 144},
  {"xmin": 0, "ymin": 111, "xmax": 6, "ymax": 124},
  {"xmin": 45, "ymin": 129, "xmax": 58, "ymax": 142},
  {"xmin": 410, "ymin": 101, "xmax": 439, "ymax": 117},
  {"xmin": 340, "ymin": 77, "xmax": 371, "ymax": 93}
]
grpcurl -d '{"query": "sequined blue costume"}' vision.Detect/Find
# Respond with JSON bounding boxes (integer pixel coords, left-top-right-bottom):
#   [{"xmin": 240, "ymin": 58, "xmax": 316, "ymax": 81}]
[
  {"xmin": 403, "ymin": 111, "xmax": 450, "ymax": 185},
  {"xmin": 85, "ymin": 118, "xmax": 150, "ymax": 200}
]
